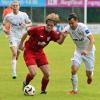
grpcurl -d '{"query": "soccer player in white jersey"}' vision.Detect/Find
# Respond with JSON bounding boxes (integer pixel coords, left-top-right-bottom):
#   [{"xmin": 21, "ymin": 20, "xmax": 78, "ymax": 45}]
[
  {"xmin": 2, "ymin": 1, "xmax": 32, "ymax": 79},
  {"xmin": 62, "ymin": 13, "xmax": 95, "ymax": 94}
]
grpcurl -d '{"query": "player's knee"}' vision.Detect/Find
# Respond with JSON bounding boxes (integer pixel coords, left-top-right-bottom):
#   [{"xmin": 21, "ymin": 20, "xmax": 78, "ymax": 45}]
[
  {"xmin": 12, "ymin": 52, "xmax": 17, "ymax": 57},
  {"xmin": 71, "ymin": 71, "xmax": 77, "ymax": 75},
  {"xmin": 32, "ymin": 72, "xmax": 37, "ymax": 77},
  {"xmin": 71, "ymin": 65, "xmax": 78, "ymax": 74},
  {"xmin": 44, "ymin": 72, "xmax": 50, "ymax": 79},
  {"xmin": 29, "ymin": 71, "xmax": 36, "ymax": 77},
  {"xmin": 16, "ymin": 56, "xmax": 18, "ymax": 60}
]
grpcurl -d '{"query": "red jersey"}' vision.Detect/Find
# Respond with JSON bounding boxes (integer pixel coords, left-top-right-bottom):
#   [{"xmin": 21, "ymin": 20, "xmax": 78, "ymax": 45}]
[{"xmin": 25, "ymin": 26, "xmax": 60, "ymax": 52}]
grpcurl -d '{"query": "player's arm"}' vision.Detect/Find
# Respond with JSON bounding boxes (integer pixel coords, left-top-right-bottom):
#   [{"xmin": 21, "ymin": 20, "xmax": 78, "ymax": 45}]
[
  {"xmin": 2, "ymin": 17, "xmax": 10, "ymax": 35},
  {"xmin": 57, "ymin": 32, "xmax": 68, "ymax": 44},
  {"xmin": 19, "ymin": 27, "xmax": 36, "ymax": 50},
  {"xmin": 18, "ymin": 32, "xmax": 28, "ymax": 51},
  {"xmin": 81, "ymin": 34, "xmax": 94, "ymax": 56},
  {"xmin": 57, "ymin": 26, "xmax": 69, "ymax": 44},
  {"xmin": 87, "ymin": 34, "xmax": 94, "ymax": 51},
  {"xmin": 25, "ymin": 21, "xmax": 32, "ymax": 29},
  {"xmin": 21, "ymin": 20, "xmax": 32, "ymax": 30},
  {"xmin": 81, "ymin": 27, "xmax": 95, "ymax": 56},
  {"xmin": 24, "ymin": 13, "xmax": 33, "ymax": 29}
]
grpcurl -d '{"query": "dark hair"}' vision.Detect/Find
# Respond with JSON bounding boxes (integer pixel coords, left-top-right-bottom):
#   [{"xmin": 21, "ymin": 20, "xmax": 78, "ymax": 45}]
[{"xmin": 68, "ymin": 13, "xmax": 78, "ymax": 21}]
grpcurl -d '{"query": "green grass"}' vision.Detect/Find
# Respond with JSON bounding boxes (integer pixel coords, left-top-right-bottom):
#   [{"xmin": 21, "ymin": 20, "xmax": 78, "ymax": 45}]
[{"xmin": 0, "ymin": 33, "xmax": 100, "ymax": 100}]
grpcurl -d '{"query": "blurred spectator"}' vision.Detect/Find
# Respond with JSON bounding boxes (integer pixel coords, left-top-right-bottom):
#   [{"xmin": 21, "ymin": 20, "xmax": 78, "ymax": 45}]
[
  {"xmin": 2, "ymin": 4, "xmax": 12, "ymax": 34},
  {"xmin": 2, "ymin": 4, "xmax": 12, "ymax": 20}
]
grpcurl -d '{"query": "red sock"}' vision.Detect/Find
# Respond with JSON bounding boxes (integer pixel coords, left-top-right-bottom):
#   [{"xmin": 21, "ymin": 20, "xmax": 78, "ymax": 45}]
[
  {"xmin": 25, "ymin": 73, "xmax": 33, "ymax": 85},
  {"xmin": 41, "ymin": 78, "xmax": 49, "ymax": 92}
]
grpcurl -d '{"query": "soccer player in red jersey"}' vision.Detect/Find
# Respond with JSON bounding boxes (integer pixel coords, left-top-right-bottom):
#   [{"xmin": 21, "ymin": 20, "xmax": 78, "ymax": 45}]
[{"xmin": 19, "ymin": 13, "xmax": 67, "ymax": 94}]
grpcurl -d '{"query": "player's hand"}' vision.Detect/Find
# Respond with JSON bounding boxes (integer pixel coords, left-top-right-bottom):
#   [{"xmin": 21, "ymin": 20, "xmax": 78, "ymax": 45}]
[
  {"xmin": 61, "ymin": 32, "xmax": 68, "ymax": 37},
  {"xmin": 2, "ymin": 27, "xmax": 10, "ymax": 35},
  {"xmin": 2, "ymin": 23, "xmax": 11, "ymax": 35},
  {"xmin": 18, "ymin": 43, "xmax": 24, "ymax": 51},
  {"xmin": 81, "ymin": 50, "xmax": 89, "ymax": 56},
  {"xmin": 4, "ymin": 30, "xmax": 10, "ymax": 35}
]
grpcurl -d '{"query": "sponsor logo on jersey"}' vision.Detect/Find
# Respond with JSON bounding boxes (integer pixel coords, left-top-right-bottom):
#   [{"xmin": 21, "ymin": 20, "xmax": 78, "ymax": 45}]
[{"xmin": 85, "ymin": 30, "xmax": 90, "ymax": 34}]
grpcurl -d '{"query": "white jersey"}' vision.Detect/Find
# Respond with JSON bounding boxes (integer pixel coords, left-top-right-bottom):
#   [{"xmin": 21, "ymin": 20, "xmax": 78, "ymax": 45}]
[
  {"xmin": 62, "ymin": 23, "xmax": 95, "ymax": 51},
  {"xmin": 3, "ymin": 11, "xmax": 31, "ymax": 39}
]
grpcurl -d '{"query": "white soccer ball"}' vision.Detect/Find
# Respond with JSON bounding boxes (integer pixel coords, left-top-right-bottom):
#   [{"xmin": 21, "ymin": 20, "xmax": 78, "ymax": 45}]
[{"xmin": 24, "ymin": 85, "xmax": 35, "ymax": 96}]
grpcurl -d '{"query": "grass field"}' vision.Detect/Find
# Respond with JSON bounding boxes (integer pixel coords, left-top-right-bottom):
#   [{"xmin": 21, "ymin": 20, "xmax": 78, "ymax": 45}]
[{"xmin": 0, "ymin": 33, "xmax": 100, "ymax": 100}]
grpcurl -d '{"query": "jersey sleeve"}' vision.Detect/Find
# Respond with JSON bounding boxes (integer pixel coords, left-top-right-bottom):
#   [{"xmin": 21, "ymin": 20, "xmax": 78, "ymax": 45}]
[
  {"xmin": 82, "ymin": 25, "xmax": 92, "ymax": 36},
  {"xmin": 51, "ymin": 31, "xmax": 60, "ymax": 42},
  {"xmin": 28, "ymin": 27, "xmax": 37, "ymax": 36},
  {"xmin": 24, "ymin": 13, "xmax": 31, "ymax": 23}
]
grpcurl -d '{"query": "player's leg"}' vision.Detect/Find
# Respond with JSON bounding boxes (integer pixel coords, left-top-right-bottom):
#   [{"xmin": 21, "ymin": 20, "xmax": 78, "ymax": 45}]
[
  {"xmin": 10, "ymin": 46, "xmax": 17, "ymax": 79},
  {"xmin": 68, "ymin": 50, "xmax": 82, "ymax": 94},
  {"xmin": 86, "ymin": 70, "xmax": 93, "ymax": 84},
  {"xmin": 83, "ymin": 50, "xmax": 95, "ymax": 84},
  {"xmin": 16, "ymin": 49, "xmax": 20, "ymax": 60},
  {"xmin": 37, "ymin": 51, "xmax": 49, "ymax": 94},
  {"xmin": 70, "ymin": 62, "xmax": 79, "ymax": 94},
  {"xmin": 39, "ymin": 64, "xmax": 50, "ymax": 94},
  {"xmin": 9, "ymin": 37, "xmax": 18, "ymax": 79},
  {"xmin": 16, "ymin": 39, "xmax": 22, "ymax": 60},
  {"xmin": 23, "ymin": 65, "xmax": 37, "ymax": 89},
  {"xmin": 23, "ymin": 49, "xmax": 37, "ymax": 89}
]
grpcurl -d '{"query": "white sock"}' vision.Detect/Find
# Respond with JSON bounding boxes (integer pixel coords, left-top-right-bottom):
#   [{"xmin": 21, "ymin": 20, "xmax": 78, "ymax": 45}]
[
  {"xmin": 11, "ymin": 59, "xmax": 17, "ymax": 76},
  {"xmin": 71, "ymin": 74, "xmax": 78, "ymax": 91}
]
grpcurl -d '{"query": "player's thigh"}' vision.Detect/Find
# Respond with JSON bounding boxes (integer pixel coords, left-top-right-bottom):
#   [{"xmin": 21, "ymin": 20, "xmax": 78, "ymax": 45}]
[
  {"xmin": 37, "ymin": 52, "xmax": 48, "ymax": 67},
  {"xmin": 37, "ymin": 52, "xmax": 49, "ymax": 76},
  {"xmin": 83, "ymin": 51, "xmax": 95, "ymax": 71},
  {"xmin": 8, "ymin": 37, "xmax": 18, "ymax": 47},
  {"xmin": 39, "ymin": 64, "xmax": 50, "ymax": 78},
  {"xmin": 24, "ymin": 49, "xmax": 36, "ymax": 67},
  {"xmin": 71, "ymin": 50, "xmax": 83, "ymax": 68},
  {"xmin": 28, "ymin": 65, "xmax": 37, "ymax": 76},
  {"xmin": 10, "ymin": 46, "xmax": 18, "ymax": 56}
]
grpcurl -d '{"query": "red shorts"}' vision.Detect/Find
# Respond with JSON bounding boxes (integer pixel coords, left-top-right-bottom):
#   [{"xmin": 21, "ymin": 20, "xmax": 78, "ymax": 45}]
[{"xmin": 24, "ymin": 49, "xmax": 48, "ymax": 67}]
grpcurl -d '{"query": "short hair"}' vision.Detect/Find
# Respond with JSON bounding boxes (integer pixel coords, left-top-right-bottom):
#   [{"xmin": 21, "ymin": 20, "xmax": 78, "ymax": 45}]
[
  {"xmin": 68, "ymin": 13, "xmax": 78, "ymax": 21},
  {"xmin": 11, "ymin": 0, "xmax": 20, "ymax": 6},
  {"xmin": 45, "ymin": 13, "xmax": 60, "ymax": 25}
]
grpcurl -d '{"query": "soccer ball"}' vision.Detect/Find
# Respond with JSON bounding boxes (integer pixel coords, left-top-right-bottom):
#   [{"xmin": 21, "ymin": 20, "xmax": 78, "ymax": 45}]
[{"xmin": 24, "ymin": 85, "xmax": 35, "ymax": 96}]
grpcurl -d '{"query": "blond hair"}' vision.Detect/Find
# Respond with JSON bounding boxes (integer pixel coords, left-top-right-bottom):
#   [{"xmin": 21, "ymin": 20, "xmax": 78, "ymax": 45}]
[
  {"xmin": 12, "ymin": 0, "xmax": 20, "ymax": 6},
  {"xmin": 45, "ymin": 13, "xmax": 60, "ymax": 25}
]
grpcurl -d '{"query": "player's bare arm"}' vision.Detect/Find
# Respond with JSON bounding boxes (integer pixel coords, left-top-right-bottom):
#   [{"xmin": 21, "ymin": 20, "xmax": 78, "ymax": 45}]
[
  {"xmin": 21, "ymin": 21, "xmax": 32, "ymax": 30},
  {"xmin": 81, "ymin": 34, "xmax": 94, "ymax": 56},
  {"xmin": 2, "ymin": 20, "xmax": 10, "ymax": 35},
  {"xmin": 25, "ymin": 21, "xmax": 32, "ymax": 28},
  {"xmin": 57, "ymin": 31, "xmax": 68, "ymax": 44},
  {"xmin": 19, "ymin": 33, "xmax": 28, "ymax": 50}
]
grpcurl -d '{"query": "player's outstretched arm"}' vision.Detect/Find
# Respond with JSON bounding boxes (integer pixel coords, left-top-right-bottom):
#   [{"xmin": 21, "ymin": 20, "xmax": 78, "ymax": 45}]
[
  {"xmin": 18, "ymin": 33, "xmax": 28, "ymax": 51},
  {"xmin": 57, "ymin": 32, "xmax": 68, "ymax": 44}
]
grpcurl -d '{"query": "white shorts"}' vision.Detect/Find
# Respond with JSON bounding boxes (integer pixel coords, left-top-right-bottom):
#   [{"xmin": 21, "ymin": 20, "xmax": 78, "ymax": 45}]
[
  {"xmin": 71, "ymin": 49, "xmax": 95, "ymax": 71},
  {"xmin": 8, "ymin": 36, "xmax": 21, "ymax": 48}
]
